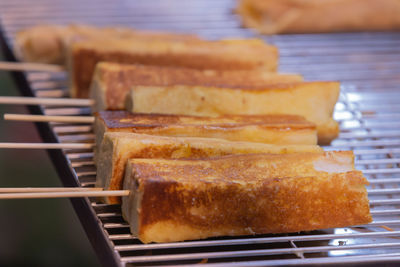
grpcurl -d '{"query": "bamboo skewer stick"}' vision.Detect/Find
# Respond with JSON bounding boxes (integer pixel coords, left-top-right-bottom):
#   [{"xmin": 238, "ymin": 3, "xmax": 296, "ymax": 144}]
[
  {"xmin": 4, "ymin": 114, "xmax": 95, "ymax": 123},
  {"xmin": 0, "ymin": 187, "xmax": 104, "ymax": 193},
  {"xmin": 0, "ymin": 61, "xmax": 65, "ymax": 72},
  {"xmin": 0, "ymin": 190, "xmax": 129, "ymax": 199},
  {"xmin": 0, "ymin": 143, "xmax": 94, "ymax": 149},
  {"xmin": 0, "ymin": 96, "xmax": 94, "ymax": 106}
]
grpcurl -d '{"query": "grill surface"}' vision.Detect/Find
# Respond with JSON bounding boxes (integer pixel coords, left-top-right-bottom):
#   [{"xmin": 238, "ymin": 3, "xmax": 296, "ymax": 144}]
[{"xmin": 2, "ymin": 0, "xmax": 400, "ymax": 266}]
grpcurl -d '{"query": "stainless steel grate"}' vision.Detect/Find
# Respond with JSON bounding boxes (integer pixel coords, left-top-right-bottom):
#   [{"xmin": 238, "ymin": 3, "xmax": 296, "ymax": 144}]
[{"xmin": 1, "ymin": 0, "xmax": 400, "ymax": 266}]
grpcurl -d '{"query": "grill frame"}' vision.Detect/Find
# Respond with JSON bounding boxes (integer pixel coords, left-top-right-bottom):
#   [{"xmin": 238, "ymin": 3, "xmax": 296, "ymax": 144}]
[{"xmin": 2, "ymin": 1, "xmax": 400, "ymax": 266}]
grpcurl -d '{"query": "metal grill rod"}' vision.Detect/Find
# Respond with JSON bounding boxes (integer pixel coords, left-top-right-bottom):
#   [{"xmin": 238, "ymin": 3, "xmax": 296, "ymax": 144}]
[
  {"xmin": 119, "ymin": 242, "xmax": 400, "ymax": 263},
  {"xmin": 114, "ymin": 230, "xmax": 400, "ymax": 251},
  {"xmin": 186, "ymin": 254, "xmax": 400, "ymax": 267}
]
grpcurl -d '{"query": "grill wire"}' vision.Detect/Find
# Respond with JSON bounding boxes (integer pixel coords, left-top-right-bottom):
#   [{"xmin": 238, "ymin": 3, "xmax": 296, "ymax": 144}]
[{"xmin": 2, "ymin": 0, "xmax": 400, "ymax": 266}]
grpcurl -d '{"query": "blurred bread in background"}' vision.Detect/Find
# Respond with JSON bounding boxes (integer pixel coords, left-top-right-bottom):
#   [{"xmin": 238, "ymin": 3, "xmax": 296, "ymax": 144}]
[{"xmin": 237, "ymin": 0, "xmax": 400, "ymax": 34}]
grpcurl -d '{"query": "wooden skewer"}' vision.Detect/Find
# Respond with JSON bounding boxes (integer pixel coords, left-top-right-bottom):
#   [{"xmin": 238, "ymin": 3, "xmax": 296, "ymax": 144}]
[
  {"xmin": 0, "ymin": 187, "xmax": 103, "ymax": 193},
  {"xmin": 0, "ymin": 143, "xmax": 94, "ymax": 149},
  {"xmin": 0, "ymin": 96, "xmax": 94, "ymax": 106},
  {"xmin": 4, "ymin": 114, "xmax": 95, "ymax": 123},
  {"xmin": 0, "ymin": 190, "xmax": 129, "ymax": 199},
  {"xmin": 0, "ymin": 61, "xmax": 65, "ymax": 72}
]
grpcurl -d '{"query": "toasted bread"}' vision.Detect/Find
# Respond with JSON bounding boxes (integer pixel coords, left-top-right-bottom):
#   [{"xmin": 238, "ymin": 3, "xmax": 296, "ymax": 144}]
[
  {"xmin": 68, "ymin": 38, "xmax": 278, "ymax": 98},
  {"xmin": 96, "ymin": 132, "xmax": 322, "ymax": 204},
  {"xmin": 90, "ymin": 63, "xmax": 302, "ymax": 110},
  {"xmin": 237, "ymin": 0, "xmax": 400, "ymax": 34},
  {"xmin": 122, "ymin": 153, "xmax": 371, "ymax": 243},
  {"xmin": 126, "ymin": 82, "xmax": 340, "ymax": 144},
  {"xmin": 14, "ymin": 24, "xmax": 198, "ymax": 64},
  {"xmin": 94, "ymin": 111, "xmax": 317, "ymax": 150}
]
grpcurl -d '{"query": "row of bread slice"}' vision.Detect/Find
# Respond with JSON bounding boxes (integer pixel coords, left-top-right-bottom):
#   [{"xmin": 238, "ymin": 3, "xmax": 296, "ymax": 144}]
[
  {"xmin": 15, "ymin": 25, "xmax": 339, "ymax": 144},
  {"xmin": 69, "ymin": 37, "xmax": 279, "ymax": 98},
  {"xmin": 88, "ymin": 64, "xmax": 369, "ymax": 242},
  {"xmin": 94, "ymin": 111, "xmax": 320, "ymax": 204},
  {"xmin": 14, "ymin": 25, "xmax": 371, "ymax": 243},
  {"xmin": 89, "ymin": 66, "xmax": 367, "ymax": 242},
  {"xmin": 14, "ymin": 24, "xmax": 279, "ymax": 97},
  {"xmin": 93, "ymin": 113, "xmax": 371, "ymax": 243},
  {"xmin": 90, "ymin": 63, "xmax": 340, "ymax": 145}
]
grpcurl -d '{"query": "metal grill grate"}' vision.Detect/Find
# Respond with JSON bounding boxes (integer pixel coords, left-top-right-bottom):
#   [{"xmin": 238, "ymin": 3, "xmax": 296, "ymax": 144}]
[{"xmin": 1, "ymin": 0, "xmax": 400, "ymax": 266}]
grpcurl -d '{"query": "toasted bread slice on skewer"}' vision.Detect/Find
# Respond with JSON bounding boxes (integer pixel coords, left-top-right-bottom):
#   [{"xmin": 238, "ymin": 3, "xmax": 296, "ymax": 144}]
[
  {"xmin": 122, "ymin": 153, "xmax": 371, "ymax": 243},
  {"xmin": 14, "ymin": 24, "xmax": 198, "ymax": 65},
  {"xmin": 126, "ymin": 82, "xmax": 340, "ymax": 145},
  {"xmin": 96, "ymin": 132, "xmax": 322, "ymax": 204},
  {"xmin": 94, "ymin": 111, "xmax": 317, "ymax": 150},
  {"xmin": 69, "ymin": 38, "xmax": 278, "ymax": 98},
  {"xmin": 90, "ymin": 63, "xmax": 302, "ymax": 110}
]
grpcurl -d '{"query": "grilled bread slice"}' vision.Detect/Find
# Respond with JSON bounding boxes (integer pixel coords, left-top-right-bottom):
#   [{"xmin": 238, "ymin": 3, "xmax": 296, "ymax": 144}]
[
  {"xmin": 14, "ymin": 24, "xmax": 198, "ymax": 65},
  {"xmin": 96, "ymin": 132, "xmax": 322, "ymax": 204},
  {"xmin": 236, "ymin": 0, "xmax": 400, "ymax": 34},
  {"xmin": 68, "ymin": 38, "xmax": 278, "ymax": 98},
  {"xmin": 90, "ymin": 63, "xmax": 302, "ymax": 110},
  {"xmin": 94, "ymin": 111, "xmax": 317, "ymax": 150},
  {"xmin": 122, "ymin": 153, "xmax": 371, "ymax": 243},
  {"xmin": 126, "ymin": 82, "xmax": 340, "ymax": 144}
]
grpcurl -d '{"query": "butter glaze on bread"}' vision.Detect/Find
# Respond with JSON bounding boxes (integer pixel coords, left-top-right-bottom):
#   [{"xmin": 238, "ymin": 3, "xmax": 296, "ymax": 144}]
[
  {"xmin": 126, "ymin": 82, "xmax": 340, "ymax": 144},
  {"xmin": 68, "ymin": 38, "xmax": 278, "ymax": 98},
  {"xmin": 90, "ymin": 63, "xmax": 302, "ymax": 110},
  {"xmin": 96, "ymin": 132, "xmax": 322, "ymax": 204},
  {"xmin": 122, "ymin": 154, "xmax": 371, "ymax": 243}
]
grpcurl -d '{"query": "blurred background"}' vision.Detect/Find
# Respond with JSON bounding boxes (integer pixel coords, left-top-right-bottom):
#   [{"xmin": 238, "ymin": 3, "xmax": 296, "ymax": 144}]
[{"xmin": 0, "ymin": 46, "xmax": 99, "ymax": 266}]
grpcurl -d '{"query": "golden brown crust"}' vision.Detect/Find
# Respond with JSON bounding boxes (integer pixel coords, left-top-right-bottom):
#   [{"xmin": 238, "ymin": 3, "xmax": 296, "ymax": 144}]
[
  {"xmin": 91, "ymin": 63, "xmax": 302, "ymax": 110},
  {"xmin": 130, "ymin": 152, "xmax": 355, "ymax": 183},
  {"xmin": 237, "ymin": 0, "xmax": 400, "ymax": 34},
  {"xmin": 69, "ymin": 38, "xmax": 278, "ymax": 98},
  {"xmin": 97, "ymin": 133, "xmax": 323, "ymax": 204},
  {"xmin": 123, "ymin": 155, "xmax": 371, "ymax": 243},
  {"xmin": 94, "ymin": 111, "xmax": 318, "ymax": 162},
  {"xmin": 97, "ymin": 111, "xmax": 315, "ymax": 130},
  {"xmin": 14, "ymin": 24, "xmax": 198, "ymax": 64},
  {"xmin": 127, "ymin": 82, "xmax": 340, "ymax": 145}
]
